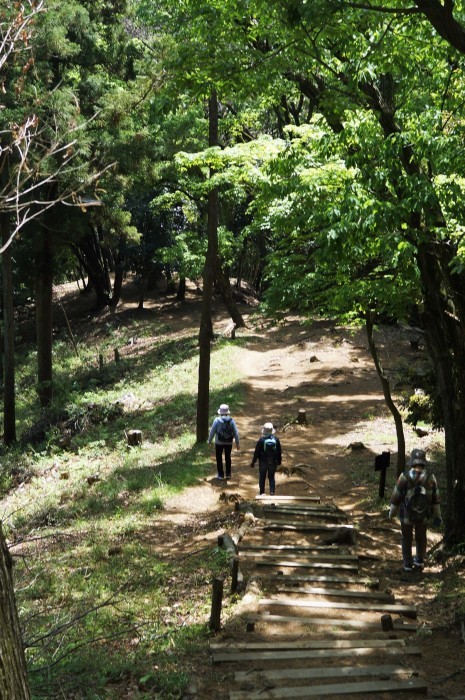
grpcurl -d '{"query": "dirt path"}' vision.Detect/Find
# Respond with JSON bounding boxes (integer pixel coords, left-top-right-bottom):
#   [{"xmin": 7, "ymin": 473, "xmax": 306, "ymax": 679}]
[{"xmin": 153, "ymin": 311, "xmax": 463, "ymax": 699}]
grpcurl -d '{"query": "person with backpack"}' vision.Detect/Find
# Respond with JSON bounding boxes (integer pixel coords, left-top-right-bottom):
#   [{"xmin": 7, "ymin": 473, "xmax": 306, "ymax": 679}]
[
  {"xmin": 250, "ymin": 422, "xmax": 282, "ymax": 496},
  {"xmin": 208, "ymin": 404, "xmax": 240, "ymax": 480},
  {"xmin": 388, "ymin": 448, "xmax": 442, "ymax": 572}
]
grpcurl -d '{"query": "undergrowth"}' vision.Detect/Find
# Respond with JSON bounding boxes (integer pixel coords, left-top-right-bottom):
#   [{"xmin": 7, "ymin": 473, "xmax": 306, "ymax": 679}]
[{"xmin": 1, "ymin": 305, "xmax": 246, "ymax": 699}]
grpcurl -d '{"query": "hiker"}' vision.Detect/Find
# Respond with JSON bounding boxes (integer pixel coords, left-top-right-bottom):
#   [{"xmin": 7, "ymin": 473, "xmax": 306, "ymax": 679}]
[
  {"xmin": 388, "ymin": 448, "xmax": 441, "ymax": 572},
  {"xmin": 250, "ymin": 422, "xmax": 282, "ymax": 496},
  {"xmin": 208, "ymin": 404, "xmax": 240, "ymax": 480}
]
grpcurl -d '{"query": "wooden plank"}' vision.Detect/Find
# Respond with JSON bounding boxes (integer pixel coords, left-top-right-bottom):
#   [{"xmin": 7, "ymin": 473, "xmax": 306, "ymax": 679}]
[
  {"xmin": 211, "ymin": 638, "xmax": 405, "ymax": 651},
  {"xmin": 239, "ymin": 544, "xmax": 346, "ymax": 553},
  {"xmin": 262, "ymin": 503, "xmax": 338, "ymax": 513},
  {"xmin": 259, "ymin": 598, "xmax": 417, "ymax": 618},
  {"xmin": 255, "ymin": 495, "xmax": 321, "ymax": 502},
  {"xmin": 234, "ymin": 664, "xmax": 418, "ymax": 682},
  {"xmin": 275, "ymin": 586, "xmax": 394, "ymax": 601},
  {"xmin": 229, "ymin": 678, "xmax": 427, "ymax": 698},
  {"xmin": 260, "ymin": 522, "xmax": 354, "ymax": 532},
  {"xmin": 263, "ymin": 509, "xmax": 347, "ymax": 521},
  {"xmin": 256, "ymin": 560, "xmax": 359, "ymax": 571},
  {"xmin": 266, "ymin": 573, "xmax": 378, "ymax": 587},
  {"xmin": 241, "ymin": 552, "xmax": 359, "ymax": 562},
  {"xmin": 212, "ymin": 645, "xmax": 422, "ymax": 662},
  {"xmin": 250, "ymin": 613, "xmax": 417, "ymax": 631}
]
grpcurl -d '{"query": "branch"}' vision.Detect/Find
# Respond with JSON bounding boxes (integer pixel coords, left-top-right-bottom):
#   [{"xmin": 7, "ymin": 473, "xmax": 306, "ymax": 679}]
[{"xmin": 342, "ymin": 1, "xmax": 419, "ymax": 14}]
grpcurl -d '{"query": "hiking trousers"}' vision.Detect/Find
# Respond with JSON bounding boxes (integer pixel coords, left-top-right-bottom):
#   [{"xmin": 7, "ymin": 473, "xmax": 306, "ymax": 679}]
[
  {"xmin": 215, "ymin": 443, "xmax": 233, "ymax": 478},
  {"xmin": 259, "ymin": 463, "xmax": 277, "ymax": 495},
  {"xmin": 401, "ymin": 522, "xmax": 427, "ymax": 567}
]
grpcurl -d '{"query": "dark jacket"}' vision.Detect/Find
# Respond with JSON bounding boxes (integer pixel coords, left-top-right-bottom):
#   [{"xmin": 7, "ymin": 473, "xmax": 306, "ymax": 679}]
[{"xmin": 251, "ymin": 435, "xmax": 282, "ymax": 469}]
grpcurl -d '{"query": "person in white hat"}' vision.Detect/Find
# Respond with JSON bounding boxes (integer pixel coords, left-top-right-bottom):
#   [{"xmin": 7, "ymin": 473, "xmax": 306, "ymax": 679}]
[
  {"xmin": 250, "ymin": 422, "xmax": 282, "ymax": 495},
  {"xmin": 208, "ymin": 404, "xmax": 240, "ymax": 480},
  {"xmin": 389, "ymin": 448, "xmax": 441, "ymax": 572}
]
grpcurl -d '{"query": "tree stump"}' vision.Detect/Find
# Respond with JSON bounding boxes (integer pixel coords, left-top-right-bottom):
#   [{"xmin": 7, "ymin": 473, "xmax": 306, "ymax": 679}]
[
  {"xmin": 127, "ymin": 430, "xmax": 142, "ymax": 446},
  {"xmin": 297, "ymin": 409, "xmax": 307, "ymax": 424}
]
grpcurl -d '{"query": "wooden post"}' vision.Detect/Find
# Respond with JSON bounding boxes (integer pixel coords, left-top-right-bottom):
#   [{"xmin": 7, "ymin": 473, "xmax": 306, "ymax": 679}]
[
  {"xmin": 127, "ymin": 429, "xmax": 143, "ymax": 446},
  {"xmin": 114, "ymin": 348, "xmax": 120, "ymax": 362},
  {"xmin": 209, "ymin": 578, "xmax": 223, "ymax": 631},
  {"xmin": 297, "ymin": 409, "xmax": 307, "ymax": 424},
  {"xmin": 99, "ymin": 354, "xmax": 104, "ymax": 371},
  {"xmin": 381, "ymin": 613, "xmax": 394, "ymax": 631},
  {"xmin": 375, "ymin": 451, "xmax": 390, "ymax": 498}
]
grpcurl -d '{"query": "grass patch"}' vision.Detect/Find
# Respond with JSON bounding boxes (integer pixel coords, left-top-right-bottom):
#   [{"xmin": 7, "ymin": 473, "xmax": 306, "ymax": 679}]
[{"xmin": 2, "ymin": 315, "xmax": 245, "ymax": 698}]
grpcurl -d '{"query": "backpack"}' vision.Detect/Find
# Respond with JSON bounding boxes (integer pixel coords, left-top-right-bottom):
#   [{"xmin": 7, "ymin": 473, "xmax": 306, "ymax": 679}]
[
  {"xmin": 217, "ymin": 418, "xmax": 234, "ymax": 442},
  {"xmin": 263, "ymin": 435, "xmax": 278, "ymax": 466},
  {"xmin": 405, "ymin": 475, "xmax": 431, "ymax": 524}
]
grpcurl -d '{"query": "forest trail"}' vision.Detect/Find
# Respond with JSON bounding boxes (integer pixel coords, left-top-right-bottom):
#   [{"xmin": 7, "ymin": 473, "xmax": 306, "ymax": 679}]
[{"xmin": 155, "ymin": 310, "xmax": 462, "ymax": 699}]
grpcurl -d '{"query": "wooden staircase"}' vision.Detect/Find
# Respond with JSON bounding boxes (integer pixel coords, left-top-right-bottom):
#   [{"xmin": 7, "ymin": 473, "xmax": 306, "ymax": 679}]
[{"xmin": 210, "ymin": 494, "xmax": 427, "ymax": 699}]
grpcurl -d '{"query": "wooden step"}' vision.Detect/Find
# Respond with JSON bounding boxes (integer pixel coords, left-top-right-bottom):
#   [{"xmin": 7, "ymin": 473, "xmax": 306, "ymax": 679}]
[
  {"xmin": 275, "ymin": 586, "xmax": 394, "ymax": 602},
  {"xmin": 263, "ymin": 508, "xmax": 347, "ymax": 521},
  {"xmin": 239, "ymin": 544, "xmax": 348, "ymax": 553},
  {"xmin": 255, "ymin": 495, "xmax": 321, "ymax": 502},
  {"xmin": 234, "ymin": 663, "xmax": 420, "ymax": 682},
  {"xmin": 256, "ymin": 560, "xmax": 359, "ymax": 572},
  {"xmin": 266, "ymin": 573, "xmax": 378, "ymax": 587},
  {"xmin": 211, "ymin": 639, "xmax": 405, "ymax": 651},
  {"xmin": 249, "ymin": 613, "xmax": 417, "ymax": 631},
  {"xmin": 229, "ymin": 677, "xmax": 427, "ymax": 698},
  {"xmin": 259, "ymin": 598, "xmax": 417, "ymax": 618},
  {"xmin": 211, "ymin": 645, "xmax": 422, "ymax": 663},
  {"xmin": 242, "ymin": 552, "xmax": 359, "ymax": 563},
  {"xmin": 262, "ymin": 504, "xmax": 339, "ymax": 513},
  {"xmin": 260, "ymin": 522, "xmax": 354, "ymax": 532}
]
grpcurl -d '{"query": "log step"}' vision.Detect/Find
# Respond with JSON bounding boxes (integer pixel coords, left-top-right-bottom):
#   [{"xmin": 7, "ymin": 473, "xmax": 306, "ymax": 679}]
[
  {"xmin": 234, "ymin": 663, "xmax": 420, "ymax": 682},
  {"xmin": 266, "ymin": 573, "xmax": 378, "ymax": 587},
  {"xmin": 229, "ymin": 677, "xmax": 427, "ymax": 698},
  {"xmin": 239, "ymin": 544, "xmax": 347, "ymax": 553},
  {"xmin": 255, "ymin": 495, "xmax": 321, "ymax": 502},
  {"xmin": 256, "ymin": 560, "xmax": 359, "ymax": 572},
  {"xmin": 260, "ymin": 522, "xmax": 354, "ymax": 532},
  {"xmin": 263, "ymin": 509, "xmax": 347, "ymax": 521},
  {"xmin": 249, "ymin": 613, "xmax": 417, "ymax": 631},
  {"xmin": 259, "ymin": 598, "xmax": 417, "ymax": 618},
  {"xmin": 211, "ymin": 638, "xmax": 405, "ymax": 650},
  {"xmin": 243, "ymin": 552, "xmax": 358, "ymax": 562},
  {"xmin": 212, "ymin": 645, "xmax": 422, "ymax": 662},
  {"xmin": 274, "ymin": 586, "xmax": 394, "ymax": 601}
]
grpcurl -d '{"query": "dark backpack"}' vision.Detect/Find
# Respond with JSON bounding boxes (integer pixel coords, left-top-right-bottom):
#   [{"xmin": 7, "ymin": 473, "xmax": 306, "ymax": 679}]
[
  {"xmin": 217, "ymin": 418, "xmax": 234, "ymax": 442},
  {"xmin": 405, "ymin": 475, "xmax": 431, "ymax": 524},
  {"xmin": 263, "ymin": 435, "xmax": 278, "ymax": 466}
]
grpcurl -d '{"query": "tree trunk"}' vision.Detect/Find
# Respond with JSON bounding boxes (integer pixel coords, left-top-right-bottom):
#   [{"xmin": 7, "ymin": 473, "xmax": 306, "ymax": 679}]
[
  {"xmin": 0, "ymin": 525, "xmax": 31, "ymax": 699},
  {"xmin": 1, "ymin": 211, "xmax": 16, "ymax": 445},
  {"xmin": 216, "ymin": 261, "xmax": 245, "ymax": 327},
  {"xmin": 176, "ymin": 276, "xmax": 186, "ymax": 301},
  {"xmin": 35, "ymin": 226, "xmax": 54, "ymax": 408},
  {"xmin": 417, "ymin": 243, "xmax": 465, "ymax": 548},
  {"xmin": 365, "ymin": 311, "xmax": 405, "ymax": 476},
  {"xmin": 197, "ymin": 90, "xmax": 219, "ymax": 443}
]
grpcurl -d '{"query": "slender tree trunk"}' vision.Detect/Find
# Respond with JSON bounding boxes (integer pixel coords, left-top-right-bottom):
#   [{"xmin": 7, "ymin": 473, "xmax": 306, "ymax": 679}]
[
  {"xmin": 0, "ymin": 524, "xmax": 31, "ymax": 699},
  {"xmin": 197, "ymin": 90, "xmax": 219, "ymax": 443},
  {"xmin": 1, "ymin": 211, "xmax": 16, "ymax": 445},
  {"xmin": 35, "ymin": 226, "xmax": 53, "ymax": 408},
  {"xmin": 365, "ymin": 311, "xmax": 405, "ymax": 476},
  {"xmin": 176, "ymin": 276, "xmax": 186, "ymax": 301},
  {"xmin": 417, "ymin": 243, "xmax": 465, "ymax": 548},
  {"xmin": 216, "ymin": 262, "xmax": 245, "ymax": 327}
]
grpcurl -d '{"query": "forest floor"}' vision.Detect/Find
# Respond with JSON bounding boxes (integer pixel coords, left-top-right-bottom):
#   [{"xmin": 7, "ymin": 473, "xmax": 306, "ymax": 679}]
[{"xmin": 17, "ymin": 281, "xmax": 465, "ymax": 698}]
